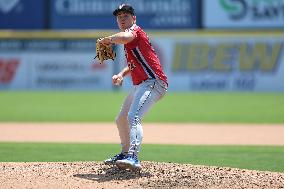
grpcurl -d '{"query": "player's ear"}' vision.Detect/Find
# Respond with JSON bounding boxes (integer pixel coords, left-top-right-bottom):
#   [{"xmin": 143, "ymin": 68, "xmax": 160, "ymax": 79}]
[{"xmin": 133, "ymin": 15, "xmax": 136, "ymax": 23}]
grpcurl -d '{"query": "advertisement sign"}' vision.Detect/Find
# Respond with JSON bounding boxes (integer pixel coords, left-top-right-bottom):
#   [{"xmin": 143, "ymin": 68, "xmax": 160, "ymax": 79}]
[
  {"xmin": 152, "ymin": 34, "xmax": 284, "ymax": 91},
  {"xmin": 1, "ymin": 32, "xmax": 283, "ymax": 92},
  {"xmin": 0, "ymin": 0, "xmax": 46, "ymax": 29},
  {"xmin": 203, "ymin": 0, "xmax": 284, "ymax": 28},
  {"xmin": 50, "ymin": 0, "xmax": 200, "ymax": 29},
  {"xmin": 0, "ymin": 39, "xmax": 114, "ymax": 90}
]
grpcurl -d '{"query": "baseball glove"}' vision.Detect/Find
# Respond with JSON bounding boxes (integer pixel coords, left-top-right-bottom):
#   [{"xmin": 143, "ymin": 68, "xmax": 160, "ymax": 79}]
[{"xmin": 95, "ymin": 41, "xmax": 116, "ymax": 64}]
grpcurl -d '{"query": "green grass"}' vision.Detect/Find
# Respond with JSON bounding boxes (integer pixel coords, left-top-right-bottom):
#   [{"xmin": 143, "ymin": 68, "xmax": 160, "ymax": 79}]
[
  {"xmin": 1, "ymin": 92, "xmax": 283, "ymax": 173},
  {"xmin": 0, "ymin": 91, "xmax": 284, "ymax": 123},
  {"xmin": 0, "ymin": 143, "xmax": 283, "ymax": 173}
]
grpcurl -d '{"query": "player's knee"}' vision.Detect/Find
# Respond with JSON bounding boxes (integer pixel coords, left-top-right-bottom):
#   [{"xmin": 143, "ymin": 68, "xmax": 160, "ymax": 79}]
[
  {"xmin": 115, "ymin": 115, "xmax": 124, "ymax": 126},
  {"xmin": 127, "ymin": 113, "xmax": 141, "ymax": 127}
]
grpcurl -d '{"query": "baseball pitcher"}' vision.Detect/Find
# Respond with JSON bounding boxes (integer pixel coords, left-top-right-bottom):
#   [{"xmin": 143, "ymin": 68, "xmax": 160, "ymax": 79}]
[{"xmin": 98, "ymin": 4, "xmax": 168, "ymax": 171}]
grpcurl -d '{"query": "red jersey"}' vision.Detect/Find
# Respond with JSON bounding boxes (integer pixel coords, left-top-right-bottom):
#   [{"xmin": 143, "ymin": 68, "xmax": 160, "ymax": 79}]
[{"xmin": 124, "ymin": 24, "xmax": 168, "ymax": 86}]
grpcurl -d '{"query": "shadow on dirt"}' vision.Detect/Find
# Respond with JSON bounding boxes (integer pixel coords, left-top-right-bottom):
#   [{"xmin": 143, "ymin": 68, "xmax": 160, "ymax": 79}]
[{"xmin": 73, "ymin": 165, "xmax": 152, "ymax": 182}]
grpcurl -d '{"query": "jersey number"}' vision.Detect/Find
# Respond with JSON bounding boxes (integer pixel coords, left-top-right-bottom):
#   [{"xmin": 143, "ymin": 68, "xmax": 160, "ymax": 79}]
[{"xmin": 128, "ymin": 61, "xmax": 136, "ymax": 71}]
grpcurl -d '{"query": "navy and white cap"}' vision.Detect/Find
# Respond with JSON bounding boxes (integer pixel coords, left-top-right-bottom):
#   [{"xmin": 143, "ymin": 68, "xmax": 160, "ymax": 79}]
[{"xmin": 113, "ymin": 4, "xmax": 135, "ymax": 16}]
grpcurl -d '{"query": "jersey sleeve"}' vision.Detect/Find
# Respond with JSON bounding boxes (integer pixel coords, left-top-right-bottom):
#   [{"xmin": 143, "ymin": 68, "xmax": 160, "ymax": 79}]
[{"xmin": 125, "ymin": 28, "xmax": 140, "ymax": 48}]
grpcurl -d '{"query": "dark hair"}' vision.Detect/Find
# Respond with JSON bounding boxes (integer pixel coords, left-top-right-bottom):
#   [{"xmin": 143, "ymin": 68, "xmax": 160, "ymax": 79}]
[{"xmin": 113, "ymin": 4, "xmax": 135, "ymax": 16}]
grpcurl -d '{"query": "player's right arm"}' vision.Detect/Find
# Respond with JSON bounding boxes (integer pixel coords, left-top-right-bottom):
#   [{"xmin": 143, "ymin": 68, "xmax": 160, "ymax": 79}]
[
  {"xmin": 112, "ymin": 66, "xmax": 130, "ymax": 86},
  {"xmin": 99, "ymin": 32, "xmax": 135, "ymax": 45}
]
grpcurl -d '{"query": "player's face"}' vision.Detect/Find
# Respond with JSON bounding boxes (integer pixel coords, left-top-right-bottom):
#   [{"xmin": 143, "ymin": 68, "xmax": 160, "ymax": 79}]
[{"xmin": 116, "ymin": 12, "xmax": 136, "ymax": 31}]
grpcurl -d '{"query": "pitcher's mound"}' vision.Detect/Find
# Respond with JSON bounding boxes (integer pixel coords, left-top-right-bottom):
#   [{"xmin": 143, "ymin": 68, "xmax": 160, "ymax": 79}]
[{"xmin": 0, "ymin": 161, "xmax": 283, "ymax": 189}]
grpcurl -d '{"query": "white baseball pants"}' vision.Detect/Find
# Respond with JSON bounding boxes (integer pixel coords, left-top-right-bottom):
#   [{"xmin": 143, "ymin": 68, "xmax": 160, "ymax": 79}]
[{"xmin": 115, "ymin": 79, "xmax": 167, "ymax": 157}]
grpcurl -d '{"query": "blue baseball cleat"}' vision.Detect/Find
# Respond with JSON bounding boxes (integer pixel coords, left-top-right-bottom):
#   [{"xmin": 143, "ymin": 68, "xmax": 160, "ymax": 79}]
[
  {"xmin": 104, "ymin": 153, "xmax": 127, "ymax": 165},
  {"xmin": 116, "ymin": 155, "xmax": 142, "ymax": 172}
]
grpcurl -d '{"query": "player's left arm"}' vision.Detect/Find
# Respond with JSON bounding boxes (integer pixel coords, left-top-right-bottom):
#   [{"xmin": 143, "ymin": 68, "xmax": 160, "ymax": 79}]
[
  {"xmin": 112, "ymin": 66, "xmax": 130, "ymax": 86},
  {"xmin": 99, "ymin": 32, "xmax": 135, "ymax": 45}
]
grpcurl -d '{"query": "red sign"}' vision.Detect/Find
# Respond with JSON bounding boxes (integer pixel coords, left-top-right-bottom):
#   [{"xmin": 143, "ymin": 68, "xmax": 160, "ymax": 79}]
[{"xmin": 0, "ymin": 59, "xmax": 20, "ymax": 84}]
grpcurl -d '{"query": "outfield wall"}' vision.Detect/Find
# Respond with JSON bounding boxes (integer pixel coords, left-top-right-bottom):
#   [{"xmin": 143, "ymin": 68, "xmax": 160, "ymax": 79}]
[{"xmin": 0, "ymin": 31, "xmax": 283, "ymax": 92}]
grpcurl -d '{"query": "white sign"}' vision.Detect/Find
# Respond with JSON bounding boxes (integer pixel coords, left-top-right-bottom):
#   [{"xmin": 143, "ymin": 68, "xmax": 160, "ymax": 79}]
[
  {"xmin": 1, "ymin": 33, "xmax": 284, "ymax": 92},
  {"xmin": 151, "ymin": 34, "xmax": 284, "ymax": 91},
  {"xmin": 203, "ymin": 0, "xmax": 284, "ymax": 28},
  {"xmin": 0, "ymin": 52, "xmax": 114, "ymax": 90}
]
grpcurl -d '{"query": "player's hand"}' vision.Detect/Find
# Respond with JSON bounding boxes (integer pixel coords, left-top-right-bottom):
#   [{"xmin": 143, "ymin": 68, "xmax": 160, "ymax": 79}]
[{"xmin": 112, "ymin": 74, "xmax": 123, "ymax": 86}]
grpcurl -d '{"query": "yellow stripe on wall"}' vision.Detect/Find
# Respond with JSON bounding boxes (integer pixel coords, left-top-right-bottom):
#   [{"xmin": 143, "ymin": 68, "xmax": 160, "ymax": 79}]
[{"xmin": 0, "ymin": 30, "xmax": 283, "ymax": 39}]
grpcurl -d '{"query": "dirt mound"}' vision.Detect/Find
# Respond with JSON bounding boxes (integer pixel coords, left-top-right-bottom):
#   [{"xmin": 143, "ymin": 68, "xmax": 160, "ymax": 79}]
[{"xmin": 0, "ymin": 161, "xmax": 283, "ymax": 189}]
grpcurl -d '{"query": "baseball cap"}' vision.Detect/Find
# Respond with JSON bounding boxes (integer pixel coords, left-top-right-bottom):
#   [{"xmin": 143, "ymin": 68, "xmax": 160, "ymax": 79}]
[{"xmin": 113, "ymin": 4, "xmax": 135, "ymax": 16}]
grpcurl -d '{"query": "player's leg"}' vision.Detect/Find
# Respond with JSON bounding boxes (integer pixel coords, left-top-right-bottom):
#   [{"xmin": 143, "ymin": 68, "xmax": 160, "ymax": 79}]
[
  {"xmin": 128, "ymin": 79, "xmax": 166, "ymax": 157},
  {"xmin": 115, "ymin": 88, "xmax": 135, "ymax": 153},
  {"xmin": 104, "ymin": 88, "xmax": 135, "ymax": 165},
  {"xmin": 116, "ymin": 79, "xmax": 167, "ymax": 171}
]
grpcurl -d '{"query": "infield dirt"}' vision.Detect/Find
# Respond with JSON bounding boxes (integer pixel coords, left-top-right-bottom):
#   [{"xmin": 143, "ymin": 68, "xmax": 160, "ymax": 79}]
[
  {"xmin": 1, "ymin": 123, "xmax": 284, "ymax": 145},
  {"xmin": 1, "ymin": 161, "xmax": 284, "ymax": 189},
  {"xmin": 0, "ymin": 123, "xmax": 284, "ymax": 188}
]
